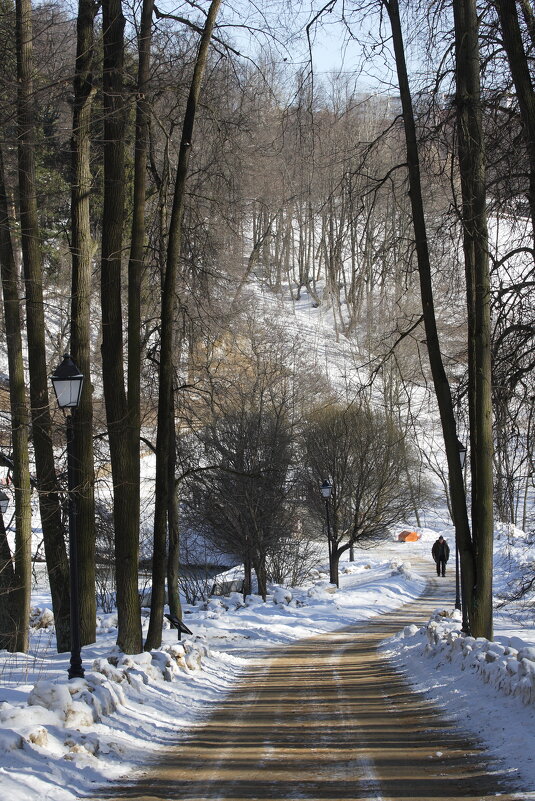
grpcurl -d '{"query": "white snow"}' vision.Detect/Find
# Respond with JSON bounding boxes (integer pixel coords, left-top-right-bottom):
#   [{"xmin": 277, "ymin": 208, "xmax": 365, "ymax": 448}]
[
  {"xmin": 1, "ymin": 282, "xmax": 534, "ymax": 799},
  {"xmin": 0, "ymin": 526, "xmax": 534, "ymax": 799},
  {"xmin": 380, "ymin": 527, "xmax": 535, "ymax": 798}
]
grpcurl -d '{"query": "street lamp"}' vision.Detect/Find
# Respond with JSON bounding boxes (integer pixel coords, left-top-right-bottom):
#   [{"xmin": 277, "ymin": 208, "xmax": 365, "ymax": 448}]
[
  {"xmin": 51, "ymin": 354, "xmax": 85, "ymax": 680},
  {"xmin": 455, "ymin": 440, "xmax": 467, "ymax": 613},
  {"xmin": 0, "ymin": 490, "xmax": 9, "ymax": 516},
  {"xmin": 458, "ymin": 439, "xmax": 467, "ymax": 470},
  {"xmin": 320, "ymin": 479, "xmax": 332, "ymax": 501},
  {"xmin": 320, "ymin": 480, "xmax": 334, "ymax": 584},
  {"xmin": 51, "ymin": 354, "xmax": 84, "ymax": 409}
]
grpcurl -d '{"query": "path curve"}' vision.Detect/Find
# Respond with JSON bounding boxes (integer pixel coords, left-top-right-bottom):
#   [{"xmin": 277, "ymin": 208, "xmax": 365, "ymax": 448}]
[{"xmin": 94, "ymin": 559, "xmax": 524, "ymax": 801}]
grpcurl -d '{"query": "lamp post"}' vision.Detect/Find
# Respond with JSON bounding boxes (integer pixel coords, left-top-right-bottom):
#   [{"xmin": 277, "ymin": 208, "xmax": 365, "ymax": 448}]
[
  {"xmin": 320, "ymin": 480, "xmax": 333, "ymax": 583},
  {"xmin": 51, "ymin": 354, "xmax": 84, "ymax": 680},
  {"xmin": 455, "ymin": 440, "xmax": 467, "ymax": 613}
]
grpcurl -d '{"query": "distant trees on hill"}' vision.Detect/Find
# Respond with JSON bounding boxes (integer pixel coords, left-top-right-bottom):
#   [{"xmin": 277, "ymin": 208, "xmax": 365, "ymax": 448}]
[{"xmin": 301, "ymin": 402, "xmax": 428, "ymax": 587}]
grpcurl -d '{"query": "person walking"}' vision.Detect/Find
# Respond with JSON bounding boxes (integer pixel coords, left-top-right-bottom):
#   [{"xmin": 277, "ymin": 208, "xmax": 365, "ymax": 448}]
[{"xmin": 432, "ymin": 535, "xmax": 450, "ymax": 577}]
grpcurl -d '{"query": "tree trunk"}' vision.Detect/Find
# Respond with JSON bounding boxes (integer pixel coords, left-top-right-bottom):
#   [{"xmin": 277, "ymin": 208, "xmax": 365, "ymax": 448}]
[
  {"xmin": 70, "ymin": 0, "xmax": 98, "ymax": 646},
  {"xmin": 330, "ymin": 546, "xmax": 340, "ymax": 587},
  {"xmin": 0, "ymin": 511, "xmax": 16, "ymax": 650},
  {"xmin": 15, "ymin": 0, "xmax": 70, "ymax": 653},
  {"xmin": 453, "ymin": 0, "xmax": 494, "ymax": 639},
  {"xmin": 384, "ymin": 0, "xmax": 475, "ymax": 629},
  {"xmin": 243, "ymin": 552, "xmax": 252, "ymax": 598},
  {"xmin": 145, "ymin": 0, "xmax": 222, "ymax": 650},
  {"xmin": 167, "ymin": 392, "xmax": 182, "ymax": 620},
  {"xmin": 127, "ymin": 0, "xmax": 154, "ymax": 602},
  {"xmin": 495, "ymin": 0, "xmax": 535, "ymax": 248},
  {"xmin": 101, "ymin": 0, "xmax": 142, "ymax": 654},
  {"xmin": 254, "ymin": 555, "xmax": 267, "ymax": 601},
  {"xmin": 519, "ymin": 0, "xmax": 535, "ymax": 49},
  {"xmin": 0, "ymin": 143, "xmax": 32, "ymax": 653}
]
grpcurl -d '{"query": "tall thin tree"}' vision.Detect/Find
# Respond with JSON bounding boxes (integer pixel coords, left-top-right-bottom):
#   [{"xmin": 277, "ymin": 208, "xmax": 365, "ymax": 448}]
[
  {"xmin": 382, "ymin": 0, "xmax": 476, "ymax": 628},
  {"xmin": 495, "ymin": 0, "xmax": 535, "ymax": 248},
  {"xmin": 145, "ymin": 0, "xmax": 222, "ymax": 650},
  {"xmin": 0, "ymin": 144, "xmax": 32, "ymax": 652},
  {"xmin": 15, "ymin": 0, "xmax": 70, "ymax": 652},
  {"xmin": 100, "ymin": 0, "xmax": 142, "ymax": 653},
  {"xmin": 126, "ymin": 0, "xmax": 155, "ymax": 624},
  {"xmin": 453, "ymin": 0, "xmax": 494, "ymax": 639},
  {"xmin": 70, "ymin": 0, "xmax": 98, "ymax": 647}
]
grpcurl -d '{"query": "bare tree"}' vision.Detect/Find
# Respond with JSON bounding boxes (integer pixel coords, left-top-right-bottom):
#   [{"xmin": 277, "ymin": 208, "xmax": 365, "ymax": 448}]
[
  {"xmin": 100, "ymin": 0, "xmax": 142, "ymax": 654},
  {"xmin": 126, "ymin": 0, "xmax": 155, "ymax": 628},
  {"xmin": 453, "ymin": 0, "xmax": 494, "ymax": 638},
  {"xmin": 187, "ymin": 404, "xmax": 295, "ymax": 600},
  {"xmin": 146, "ymin": 0, "xmax": 223, "ymax": 650},
  {"xmin": 302, "ymin": 402, "xmax": 418, "ymax": 586},
  {"xmin": 494, "ymin": 0, "xmax": 535, "ymax": 247},
  {"xmin": 70, "ymin": 0, "xmax": 98, "ymax": 646},
  {"xmin": 0, "ymin": 146, "xmax": 32, "ymax": 652},
  {"xmin": 16, "ymin": 0, "xmax": 70, "ymax": 653}
]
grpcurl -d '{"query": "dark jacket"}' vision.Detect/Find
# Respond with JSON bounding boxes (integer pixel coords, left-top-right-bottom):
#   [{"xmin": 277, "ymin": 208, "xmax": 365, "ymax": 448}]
[{"xmin": 432, "ymin": 538, "xmax": 450, "ymax": 563}]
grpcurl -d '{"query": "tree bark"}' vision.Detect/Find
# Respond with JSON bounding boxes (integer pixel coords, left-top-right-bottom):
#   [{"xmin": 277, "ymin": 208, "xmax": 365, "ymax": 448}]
[
  {"xmin": 383, "ymin": 0, "xmax": 475, "ymax": 628},
  {"xmin": 145, "ymin": 0, "xmax": 222, "ymax": 650},
  {"xmin": 453, "ymin": 0, "xmax": 494, "ymax": 639},
  {"xmin": 0, "ymin": 511, "xmax": 16, "ymax": 650},
  {"xmin": 101, "ymin": 0, "xmax": 142, "ymax": 654},
  {"xmin": 127, "ymin": 0, "xmax": 154, "ymax": 598},
  {"xmin": 167, "ymin": 392, "xmax": 182, "ymax": 620},
  {"xmin": 15, "ymin": 0, "xmax": 70, "ymax": 653},
  {"xmin": 330, "ymin": 548, "xmax": 340, "ymax": 587},
  {"xmin": 243, "ymin": 552, "xmax": 252, "ymax": 598},
  {"xmin": 495, "ymin": 0, "xmax": 535, "ymax": 249},
  {"xmin": 0, "ymin": 145, "xmax": 32, "ymax": 653},
  {"xmin": 518, "ymin": 0, "xmax": 535, "ymax": 48},
  {"xmin": 253, "ymin": 555, "xmax": 267, "ymax": 601},
  {"xmin": 71, "ymin": 0, "xmax": 98, "ymax": 646}
]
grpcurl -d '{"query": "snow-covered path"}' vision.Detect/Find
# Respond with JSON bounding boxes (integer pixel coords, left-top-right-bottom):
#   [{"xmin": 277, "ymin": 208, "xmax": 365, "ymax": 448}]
[{"xmin": 90, "ymin": 560, "xmax": 529, "ymax": 801}]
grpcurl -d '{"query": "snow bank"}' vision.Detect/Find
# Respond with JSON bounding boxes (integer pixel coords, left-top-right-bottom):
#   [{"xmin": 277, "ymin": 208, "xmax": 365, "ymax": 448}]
[
  {"xmin": 391, "ymin": 610, "xmax": 535, "ymax": 707},
  {"xmin": 0, "ymin": 638, "xmax": 210, "ymax": 760}
]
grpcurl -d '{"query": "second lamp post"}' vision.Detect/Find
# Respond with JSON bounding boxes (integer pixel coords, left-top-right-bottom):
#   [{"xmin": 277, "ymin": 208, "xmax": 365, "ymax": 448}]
[
  {"xmin": 320, "ymin": 480, "xmax": 334, "ymax": 583},
  {"xmin": 51, "ymin": 354, "xmax": 85, "ymax": 680}
]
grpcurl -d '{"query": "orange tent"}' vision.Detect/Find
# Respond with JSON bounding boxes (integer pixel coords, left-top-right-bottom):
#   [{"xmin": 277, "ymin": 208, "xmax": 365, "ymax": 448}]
[{"xmin": 398, "ymin": 530, "xmax": 421, "ymax": 542}]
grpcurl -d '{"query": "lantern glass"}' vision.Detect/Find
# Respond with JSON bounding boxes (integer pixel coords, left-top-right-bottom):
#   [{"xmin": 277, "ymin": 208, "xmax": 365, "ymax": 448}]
[
  {"xmin": 51, "ymin": 355, "xmax": 84, "ymax": 409},
  {"xmin": 0, "ymin": 491, "xmax": 9, "ymax": 516},
  {"xmin": 320, "ymin": 480, "xmax": 332, "ymax": 499},
  {"xmin": 458, "ymin": 440, "xmax": 467, "ymax": 470}
]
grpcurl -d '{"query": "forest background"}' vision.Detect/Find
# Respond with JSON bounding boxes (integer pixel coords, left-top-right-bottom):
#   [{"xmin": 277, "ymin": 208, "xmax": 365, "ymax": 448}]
[{"xmin": 0, "ymin": 0, "xmax": 533, "ymax": 659}]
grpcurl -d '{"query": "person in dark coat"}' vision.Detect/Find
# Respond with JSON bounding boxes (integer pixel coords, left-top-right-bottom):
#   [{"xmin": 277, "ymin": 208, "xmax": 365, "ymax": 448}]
[{"xmin": 432, "ymin": 535, "xmax": 450, "ymax": 577}]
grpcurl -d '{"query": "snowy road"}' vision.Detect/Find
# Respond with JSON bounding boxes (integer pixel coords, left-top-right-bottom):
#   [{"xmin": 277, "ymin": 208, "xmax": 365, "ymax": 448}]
[{"xmin": 91, "ymin": 565, "xmax": 525, "ymax": 801}]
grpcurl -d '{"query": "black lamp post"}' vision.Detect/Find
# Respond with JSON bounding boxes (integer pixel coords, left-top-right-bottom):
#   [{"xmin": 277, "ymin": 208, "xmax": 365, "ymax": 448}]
[
  {"xmin": 320, "ymin": 480, "xmax": 333, "ymax": 583},
  {"xmin": 51, "ymin": 354, "xmax": 85, "ymax": 680},
  {"xmin": 455, "ymin": 440, "xmax": 467, "ymax": 613}
]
